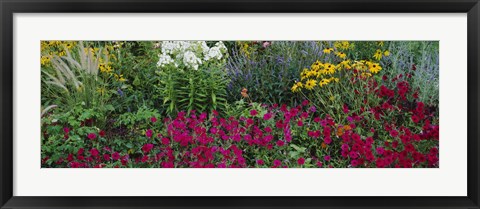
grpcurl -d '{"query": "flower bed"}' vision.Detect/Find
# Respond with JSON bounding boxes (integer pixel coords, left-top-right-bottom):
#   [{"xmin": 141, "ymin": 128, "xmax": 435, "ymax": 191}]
[{"xmin": 41, "ymin": 41, "xmax": 439, "ymax": 168}]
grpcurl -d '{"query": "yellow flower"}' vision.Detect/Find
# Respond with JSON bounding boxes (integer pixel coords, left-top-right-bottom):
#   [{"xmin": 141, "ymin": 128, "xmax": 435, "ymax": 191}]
[
  {"xmin": 335, "ymin": 51, "xmax": 347, "ymax": 59},
  {"xmin": 291, "ymin": 81, "xmax": 304, "ymax": 92},
  {"xmin": 96, "ymin": 87, "xmax": 107, "ymax": 96},
  {"xmin": 384, "ymin": 50, "xmax": 390, "ymax": 56},
  {"xmin": 373, "ymin": 49, "xmax": 383, "ymax": 60},
  {"xmin": 367, "ymin": 62, "xmax": 382, "ymax": 74},
  {"xmin": 305, "ymin": 79, "xmax": 317, "ymax": 90},
  {"xmin": 334, "ymin": 41, "xmax": 352, "ymax": 50},
  {"xmin": 319, "ymin": 79, "xmax": 330, "ymax": 87},
  {"xmin": 114, "ymin": 74, "xmax": 126, "ymax": 82},
  {"xmin": 310, "ymin": 60, "xmax": 323, "ymax": 71},
  {"xmin": 40, "ymin": 56, "xmax": 51, "ymax": 66},
  {"xmin": 328, "ymin": 77, "xmax": 339, "ymax": 83},
  {"xmin": 300, "ymin": 68, "xmax": 309, "ymax": 80},
  {"xmin": 306, "ymin": 70, "xmax": 317, "ymax": 78},
  {"xmin": 339, "ymin": 60, "xmax": 351, "ymax": 70},
  {"xmin": 99, "ymin": 63, "xmax": 113, "ymax": 74},
  {"xmin": 324, "ymin": 63, "xmax": 336, "ymax": 74},
  {"xmin": 323, "ymin": 47, "xmax": 334, "ymax": 54},
  {"xmin": 296, "ymin": 81, "xmax": 304, "ymax": 88}
]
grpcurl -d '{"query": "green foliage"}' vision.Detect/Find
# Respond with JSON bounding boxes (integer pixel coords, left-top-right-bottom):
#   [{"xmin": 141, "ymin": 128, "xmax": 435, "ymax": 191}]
[{"xmin": 156, "ymin": 63, "xmax": 229, "ymax": 115}]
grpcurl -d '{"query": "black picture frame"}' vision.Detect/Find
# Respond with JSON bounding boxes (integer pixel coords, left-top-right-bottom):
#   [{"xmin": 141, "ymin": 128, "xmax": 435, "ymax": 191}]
[{"xmin": 1, "ymin": 0, "xmax": 479, "ymax": 208}]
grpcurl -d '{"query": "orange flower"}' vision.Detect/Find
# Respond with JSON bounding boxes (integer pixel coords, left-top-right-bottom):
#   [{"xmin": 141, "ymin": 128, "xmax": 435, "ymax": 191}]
[
  {"xmin": 336, "ymin": 125, "xmax": 352, "ymax": 137},
  {"xmin": 321, "ymin": 142, "xmax": 327, "ymax": 149},
  {"xmin": 241, "ymin": 88, "xmax": 248, "ymax": 98}
]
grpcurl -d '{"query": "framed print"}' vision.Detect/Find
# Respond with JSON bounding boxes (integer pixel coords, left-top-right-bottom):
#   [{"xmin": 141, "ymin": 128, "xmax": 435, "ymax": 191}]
[{"xmin": 1, "ymin": 0, "xmax": 479, "ymax": 208}]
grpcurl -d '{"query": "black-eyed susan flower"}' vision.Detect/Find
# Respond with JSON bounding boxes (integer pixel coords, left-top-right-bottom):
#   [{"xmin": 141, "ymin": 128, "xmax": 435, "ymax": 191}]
[
  {"xmin": 291, "ymin": 81, "xmax": 303, "ymax": 92},
  {"xmin": 373, "ymin": 49, "xmax": 383, "ymax": 60},
  {"xmin": 305, "ymin": 79, "xmax": 317, "ymax": 90},
  {"xmin": 384, "ymin": 50, "xmax": 390, "ymax": 56},
  {"xmin": 339, "ymin": 60, "xmax": 351, "ymax": 70},
  {"xmin": 323, "ymin": 47, "xmax": 334, "ymax": 54},
  {"xmin": 367, "ymin": 62, "xmax": 382, "ymax": 74},
  {"xmin": 300, "ymin": 68, "xmax": 309, "ymax": 80},
  {"xmin": 324, "ymin": 63, "xmax": 336, "ymax": 74},
  {"xmin": 335, "ymin": 51, "xmax": 347, "ymax": 59},
  {"xmin": 306, "ymin": 70, "xmax": 317, "ymax": 78},
  {"xmin": 319, "ymin": 78, "xmax": 330, "ymax": 87}
]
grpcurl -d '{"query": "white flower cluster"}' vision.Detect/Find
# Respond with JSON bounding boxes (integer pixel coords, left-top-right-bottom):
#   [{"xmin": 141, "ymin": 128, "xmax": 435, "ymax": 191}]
[{"xmin": 156, "ymin": 41, "xmax": 228, "ymax": 70}]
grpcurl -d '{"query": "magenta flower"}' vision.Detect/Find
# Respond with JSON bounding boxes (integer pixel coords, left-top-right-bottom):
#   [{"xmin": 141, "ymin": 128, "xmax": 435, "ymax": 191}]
[
  {"xmin": 316, "ymin": 161, "xmax": 323, "ymax": 167},
  {"xmin": 324, "ymin": 155, "xmax": 331, "ymax": 161},
  {"xmin": 99, "ymin": 130, "xmax": 106, "ymax": 137},
  {"xmin": 297, "ymin": 120, "xmax": 303, "ymax": 127},
  {"xmin": 257, "ymin": 159, "xmax": 264, "ymax": 165},
  {"xmin": 351, "ymin": 160, "xmax": 359, "ymax": 167},
  {"xmin": 302, "ymin": 100, "xmax": 309, "ymax": 106},
  {"xmin": 250, "ymin": 109, "xmax": 258, "ymax": 116},
  {"xmin": 87, "ymin": 133, "xmax": 96, "ymax": 140},
  {"xmin": 273, "ymin": 159, "xmax": 281, "ymax": 167},
  {"xmin": 151, "ymin": 117, "xmax": 157, "ymax": 123},
  {"xmin": 161, "ymin": 137, "xmax": 170, "ymax": 145},
  {"xmin": 343, "ymin": 104, "xmax": 349, "ymax": 113},
  {"xmin": 142, "ymin": 143, "xmax": 154, "ymax": 154},
  {"xmin": 63, "ymin": 127, "xmax": 70, "ymax": 134},
  {"xmin": 89, "ymin": 148, "xmax": 99, "ymax": 157},
  {"xmin": 324, "ymin": 136, "xmax": 332, "ymax": 145},
  {"xmin": 146, "ymin": 129, "xmax": 153, "ymax": 138},
  {"xmin": 111, "ymin": 152, "xmax": 120, "ymax": 161},
  {"xmin": 276, "ymin": 140, "xmax": 285, "ymax": 147},
  {"xmin": 376, "ymin": 147, "xmax": 385, "ymax": 155},
  {"xmin": 297, "ymin": 157, "xmax": 305, "ymax": 165},
  {"xmin": 263, "ymin": 113, "xmax": 273, "ymax": 120},
  {"xmin": 103, "ymin": 154, "xmax": 110, "ymax": 161}
]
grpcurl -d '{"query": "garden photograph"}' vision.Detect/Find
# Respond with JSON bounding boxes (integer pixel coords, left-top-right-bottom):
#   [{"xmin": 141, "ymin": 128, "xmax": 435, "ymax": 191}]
[{"xmin": 40, "ymin": 40, "xmax": 439, "ymax": 168}]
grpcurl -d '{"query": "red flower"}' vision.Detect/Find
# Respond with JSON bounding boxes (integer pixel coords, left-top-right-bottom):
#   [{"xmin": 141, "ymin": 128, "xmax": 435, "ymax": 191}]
[
  {"xmin": 161, "ymin": 137, "xmax": 170, "ymax": 145},
  {"xmin": 276, "ymin": 140, "xmax": 285, "ymax": 147},
  {"xmin": 302, "ymin": 100, "xmax": 309, "ymax": 106},
  {"xmin": 324, "ymin": 136, "xmax": 332, "ymax": 145},
  {"xmin": 297, "ymin": 120, "xmax": 303, "ymax": 127},
  {"xmin": 151, "ymin": 117, "xmax": 157, "ymax": 123},
  {"xmin": 99, "ymin": 130, "xmax": 106, "ymax": 137},
  {"xmin": 111, "ymin": 152, "xmax": 120, "ymax": 161},
  {"xmin": 273, "ymin": 159, "xmax": 281, "ymax": 167},
  {"xmin": 250, "ymin": 109, "xmax": 258, "ymax": 116},
  {"xmin": 324, "ymin": 155, "xmax": 331, "ymax": 161},
  {"xmin": 89, "ymin": 148, "xmax": 99, "ymax": 157},
  {"xmin": 146, "ymin": 129, "xmax": 153, "ymax": 138},
  {"xmin": 67, "ymin": 154, "xmax": 74, "ymax": 162},
  {"xmin": 390, "ymin": 130, "xmax": 398, "ymax": 137},
  {"xmin": 63, "ymin": 127, "xmax": 70, "ymax": 134},
  {"xmin": 297, "ymin": 157, "xmax": 305, "ymax": 165},
  {"xmin": 257, "ymin": 159, "xmax": 264, "ymax": 165},
  {"xmin": 142, "ymin": 144, "xmax": 154, "ymax": 154},
  {"xmin": 87, "ymin": 133, "xmax": 97, "ymax": 140},
  {"xmin": 103, "ymin": 154, "xmax": 110, "ymax": 161},
  {"xmin": 343, "ymin": 104, "xmax": 349, "ymax": 114},
  {"xmin": 411, "ymin": 115, "xmax": 420, "ymax": 123},
  {"xmin": 351, "ymin": 159, "xmax": 359, "ymax": 167},
  {"xmin": 263, "ymin": 113, "xmax": 273, "ymax": 120}
]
